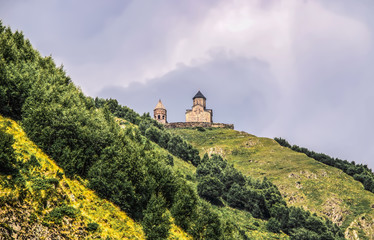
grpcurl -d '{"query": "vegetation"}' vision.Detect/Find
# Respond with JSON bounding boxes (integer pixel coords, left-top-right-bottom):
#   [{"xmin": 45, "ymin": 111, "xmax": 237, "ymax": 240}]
[
  {"xmin": 2, "ymin": 19, "xmax": 373, "ymax": 239},
  {"xmin": 94, "ymin": 98, "xmax": 201, "ymax": 166},
  {"xmin": 0, "ymin": 116, "xmax": 148, "ymax": 239},
  {"xmin": 0, "ymin": 21, "xmax": 220, "ymax": 239},
  {"xmin": 142, "ymin": 194, "xmax": 171, "ymax": 240},
  {"xmin": 0, "ymin": 127, "xmax": 17, "ymax": 174},
  {"xmin": 196, "ymin": 154, "xmax": 343, "ymax": 239},
  {"xmin": 170, "ymin": 127, "xmax": 374, "ymax": 239},
  {"xmin": 274, "ymin": 137, "xmax": 374, "ymax": 194},
  {"xmin": 44, "ymin": 204, "xmax": 79, "ymax": 225}
]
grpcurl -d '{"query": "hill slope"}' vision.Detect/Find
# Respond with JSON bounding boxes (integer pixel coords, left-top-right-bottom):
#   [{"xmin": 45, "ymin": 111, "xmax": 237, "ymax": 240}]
[
  {"xmin": 1, "ymin": 22, "xmax": 293, "ymax": 239},
  {"xmin": 169, "ymin": 128, "xmax": 374, "ymax": 239},
  {"xmin": 0, "ymin": 115, "xmax": 190, "ymax": 239},
  {"xmin": 117, "ymin": 119, "xmax": 292, "ymax": 239}
]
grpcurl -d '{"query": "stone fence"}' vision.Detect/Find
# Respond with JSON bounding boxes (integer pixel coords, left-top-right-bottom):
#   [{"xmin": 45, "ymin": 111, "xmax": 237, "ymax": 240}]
[{"xmin": 165, "ymin": 122, "xmax": 234, "ymax": 129}]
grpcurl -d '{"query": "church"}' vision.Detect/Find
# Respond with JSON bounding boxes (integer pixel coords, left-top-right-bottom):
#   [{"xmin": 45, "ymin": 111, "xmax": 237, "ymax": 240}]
[
  {"xmin": 153, "ymin": 91, "xmax": 233, "ymax": 129},
  {"xmin": 185, "ymin": 91, "xmax": 213, "ymax": 123},
  {"xmin": 153, "ymin": 99, "xmax": 167, "ymax": 124}
]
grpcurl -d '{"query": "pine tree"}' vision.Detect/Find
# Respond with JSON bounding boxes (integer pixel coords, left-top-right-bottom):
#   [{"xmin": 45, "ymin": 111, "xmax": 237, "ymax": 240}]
[
  {"xmin": 0, "ymin": 128, "xmax": 17, "ymax": 174},
  {"xmin": 142, "ymin": 193, "xmax": 171, "ymax": 240}
]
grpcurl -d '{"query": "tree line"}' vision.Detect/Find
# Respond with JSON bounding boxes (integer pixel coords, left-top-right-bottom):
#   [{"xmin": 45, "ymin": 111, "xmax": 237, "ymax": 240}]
[{"xmin": 274, "ymin": 138, "xmax": 374, "ymax": 194}]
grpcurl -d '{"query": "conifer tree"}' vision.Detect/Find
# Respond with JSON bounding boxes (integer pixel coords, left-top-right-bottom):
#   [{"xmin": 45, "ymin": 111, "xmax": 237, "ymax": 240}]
[
  {"xmin": 0, "ymin": 128, "xmax": 17, "ymax": 174},
  {"xmin": 142, "ymin": 193, "xmax": 171, "ymax": 240}
]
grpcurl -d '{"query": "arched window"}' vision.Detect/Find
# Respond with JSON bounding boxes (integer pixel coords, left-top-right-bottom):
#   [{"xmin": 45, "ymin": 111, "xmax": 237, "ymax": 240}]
[
  {"xmin": 158, "ymin": 115, "xmax": 160, "ymax": 119},
  {"xmin": 162, "ymin": 116, "xmax": 165, "ymax": 119}
]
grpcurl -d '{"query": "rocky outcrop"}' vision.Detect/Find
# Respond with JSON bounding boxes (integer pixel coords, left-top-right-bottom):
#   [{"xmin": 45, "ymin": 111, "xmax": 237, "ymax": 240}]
[
  {"xmin": 0, "ymin": 202, "xmax": 86, "ymax": 240},
  {"xmin": 345, "ymin": 214, "xmax": 374, "ymax": 239}
]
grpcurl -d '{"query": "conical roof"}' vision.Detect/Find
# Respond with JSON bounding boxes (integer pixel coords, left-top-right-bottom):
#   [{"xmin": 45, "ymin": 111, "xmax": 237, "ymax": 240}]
[
  {"xmin": 193, "ymin": 90, "xmax": 206, "ymax": 100},
  {"xmin": 154, "ymin": 99, "xmax": 166, "ymax": 109}
]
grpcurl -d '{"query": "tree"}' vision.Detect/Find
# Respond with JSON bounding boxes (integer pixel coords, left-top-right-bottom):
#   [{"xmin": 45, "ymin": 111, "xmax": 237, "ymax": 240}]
[
  {"xmin": 170, "ymin": 181, "xmax": 198, "ymax": 230},
  {"xmin": 142, "ymin": 194, "xmax": 171, "ymax": 240},
  {"xmin": 145, "ymin": 126, "xmax": 161, "ymax": 143},
  {"xmin": 226, "ymin": 183, "xmax": 246, "ymax": 210},
  {"xmin": 192, "ymin": 201, "xmax": 222, "ymax": 240},
  {"xmin": 201, "ymin": 153, "xmax": 209, "ymax": 164},
  {"xmin": 0, "ymin": 128, "xmax": 17, "ymax": 174},
  {"xmin": 290, "ymin": 228, "xmax": 320, "ymax": 240},
  {"xmin": 269, "ymin": 203, "xmax": 289, "ymax": 231},
  {"xmin": 166, "ymin": 154, "xmax": 174, "ymax": 166},
  {"xmin": 197, "ymin": 175, "xmax": 224, "ymax": 203},
  {"xmin": 266, "ymin": 218, "xmax": 281, "ymax": 233},
  {"xmin": 222, "ymin": 165, "xmax": 246, "ymax": 193}
]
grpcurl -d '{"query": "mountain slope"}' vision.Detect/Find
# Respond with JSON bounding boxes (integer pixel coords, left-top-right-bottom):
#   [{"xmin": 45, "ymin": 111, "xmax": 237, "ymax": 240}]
[
  {"xmin": 0, "ymin": 115, "xmax": 190, "ymax": 239},
  {"xmin": 169, "ymin": 128, "xmax": 374, "ymax": 239},
  {"xmin": 116, "ymin": 118, "xmax": 291, "ymax": 239}
]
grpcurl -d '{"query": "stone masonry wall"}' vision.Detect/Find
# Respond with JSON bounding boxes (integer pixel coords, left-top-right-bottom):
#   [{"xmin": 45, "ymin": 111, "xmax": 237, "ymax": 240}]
[
  {"xmin": 185, "ymin": 105, "xmax": 212, "ymax": 123},
  {"xmin": 165, "ymin": 122, "xmax": 234, "ymax": 129}
]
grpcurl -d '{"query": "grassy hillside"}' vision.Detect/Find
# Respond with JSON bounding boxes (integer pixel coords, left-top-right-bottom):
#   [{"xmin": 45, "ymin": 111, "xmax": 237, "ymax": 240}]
[
  {"xmin": 169, "ymin": 128, "xmax": 374, "ymax": 239},
  {"xmin": 0, "ymin": 115, "xmax": 190, "ymax": 239},
  {"xmin": 117, "ymin": 118, "xmax": 290, "ymax": 239}
]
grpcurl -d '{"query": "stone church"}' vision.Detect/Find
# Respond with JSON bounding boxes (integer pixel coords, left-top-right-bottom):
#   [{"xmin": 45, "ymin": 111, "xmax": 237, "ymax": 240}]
[
  {"xmin": 185, "ymin": 91, "xmax": 213, "ymax": 123},
  {"xmin": 153, "ymin": 91, "xmax": 233, "ymax": 129},
  {"xmin": 153, "ymin": 99, "xmax": 167, "ymax": 124}
]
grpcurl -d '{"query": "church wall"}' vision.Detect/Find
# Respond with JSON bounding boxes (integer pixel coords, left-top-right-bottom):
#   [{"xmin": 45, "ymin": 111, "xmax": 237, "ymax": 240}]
[
  {"xmin": 186, "ymin": 105, "xmax": 212, "ymax": 123},
  {"xmin": 165, "ymin": 122, "xmax": 234, "ymax": 129},
  {"xmin": 154, "ymin": 108, "xmax": 167, "ymax": 124},
  {"xmin": 193, "ymin": 98, "xmax": 206, "ymax": 108}
]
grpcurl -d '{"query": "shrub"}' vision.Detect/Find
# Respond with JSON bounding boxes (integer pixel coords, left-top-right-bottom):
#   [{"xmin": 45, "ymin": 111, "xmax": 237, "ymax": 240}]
[
  {"xmin": 44, "ymin": 204, "xmax": 79, "ymax": 224},
  {"xmin": 197, "ymin": 175, "xmax": 224, "ymax": 203},
  {"xmin": 0, "ymin": 129, "xmax": 17, "ymax": 174},
  {"xmin": 266, "ymin": 218, "xmax": 281, "ymax": 233},
  {"xmin": 166, "ymin": 154, "xmax": 174, "ymax": 166},
  {"xmin": 86, "ymin": 222, "xmax": 99, "ymax": 232}
]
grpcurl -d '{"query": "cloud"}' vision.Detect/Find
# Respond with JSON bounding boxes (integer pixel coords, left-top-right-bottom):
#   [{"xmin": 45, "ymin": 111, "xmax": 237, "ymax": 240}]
[
  {"xmin": 98, "ymin": 51, "xmax": 279, "ymax": 133},
  {"xmin": 1, "ymin": 0, "xmax": 374, "ymax": 169}
]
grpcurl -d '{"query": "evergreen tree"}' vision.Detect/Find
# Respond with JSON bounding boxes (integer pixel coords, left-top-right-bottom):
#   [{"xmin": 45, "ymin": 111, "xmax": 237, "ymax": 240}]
[
  {"xmin": 266, "ymin": 218, "xmax": 281, "ymax": 233},
  {"xmin": 197, "ymin": 175, "xmax": 224, "ymax": 203},
  {"xmin": 191, "ymin": 201, "xmax": 223, "ymax": 240},
  {"xmin": 170, "ymin": 181, "xmax": 198, "ymax": 230},
  {"xmin": 0, "ymin": 128, "xmax": 17, "ymax": 174},
  {"xmin": 142, "ymin": 194, "xmax": 171, "ymax": 240}
]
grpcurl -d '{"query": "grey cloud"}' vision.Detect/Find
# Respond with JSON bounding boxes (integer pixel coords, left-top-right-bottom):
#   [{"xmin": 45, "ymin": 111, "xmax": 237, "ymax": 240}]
[
  {"xmin": 98, "ymin": 52, "xmax": 280, "ymax": 134},
  {"xmin": 1, "ymin": 0, "xmax": 373, "ymax": 170}
]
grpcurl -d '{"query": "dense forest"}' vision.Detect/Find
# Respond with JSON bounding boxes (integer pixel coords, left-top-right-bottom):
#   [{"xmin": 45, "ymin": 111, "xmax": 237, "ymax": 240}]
[
  {"xmin": 274, "ymin": 138, "xmax": 374, "ymax": 194},
  {"xmin": 0, "ymin": 21, "xmax": 345, "ymax": 239}
]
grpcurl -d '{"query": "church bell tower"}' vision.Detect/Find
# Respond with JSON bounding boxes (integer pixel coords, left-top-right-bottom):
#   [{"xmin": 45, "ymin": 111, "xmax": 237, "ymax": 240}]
[{"xmin": 154, "ymin": 99, "xmax": 167, "ymax": 124}]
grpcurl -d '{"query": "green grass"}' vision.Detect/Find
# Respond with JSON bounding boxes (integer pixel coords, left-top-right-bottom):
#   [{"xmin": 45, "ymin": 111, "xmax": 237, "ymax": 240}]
[
  {"xmin": 212, "ymin": 205, "xmax": 289, "ymax": 239},
  {"xmin": 169, "ymin": 127, "xmax": 374, "ymax": 239}
]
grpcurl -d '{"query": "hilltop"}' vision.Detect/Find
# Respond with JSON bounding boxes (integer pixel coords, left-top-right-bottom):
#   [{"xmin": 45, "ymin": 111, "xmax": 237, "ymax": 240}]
[{"xmin": 169, "ymin": 128, "xmax": 374, "ymax": 239}]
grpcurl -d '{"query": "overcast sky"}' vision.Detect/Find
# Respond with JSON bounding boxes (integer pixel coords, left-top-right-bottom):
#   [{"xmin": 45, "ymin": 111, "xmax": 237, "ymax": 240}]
[{"xmin": 1, "ymin": 0, "xmax": 373, "ymax": 170}]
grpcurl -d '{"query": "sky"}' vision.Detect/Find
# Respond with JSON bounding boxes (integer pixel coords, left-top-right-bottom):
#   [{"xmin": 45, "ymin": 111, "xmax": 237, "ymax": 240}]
[{"xmin": 1, "ymin": 0, "xmax": 373, "ymax": 170}]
